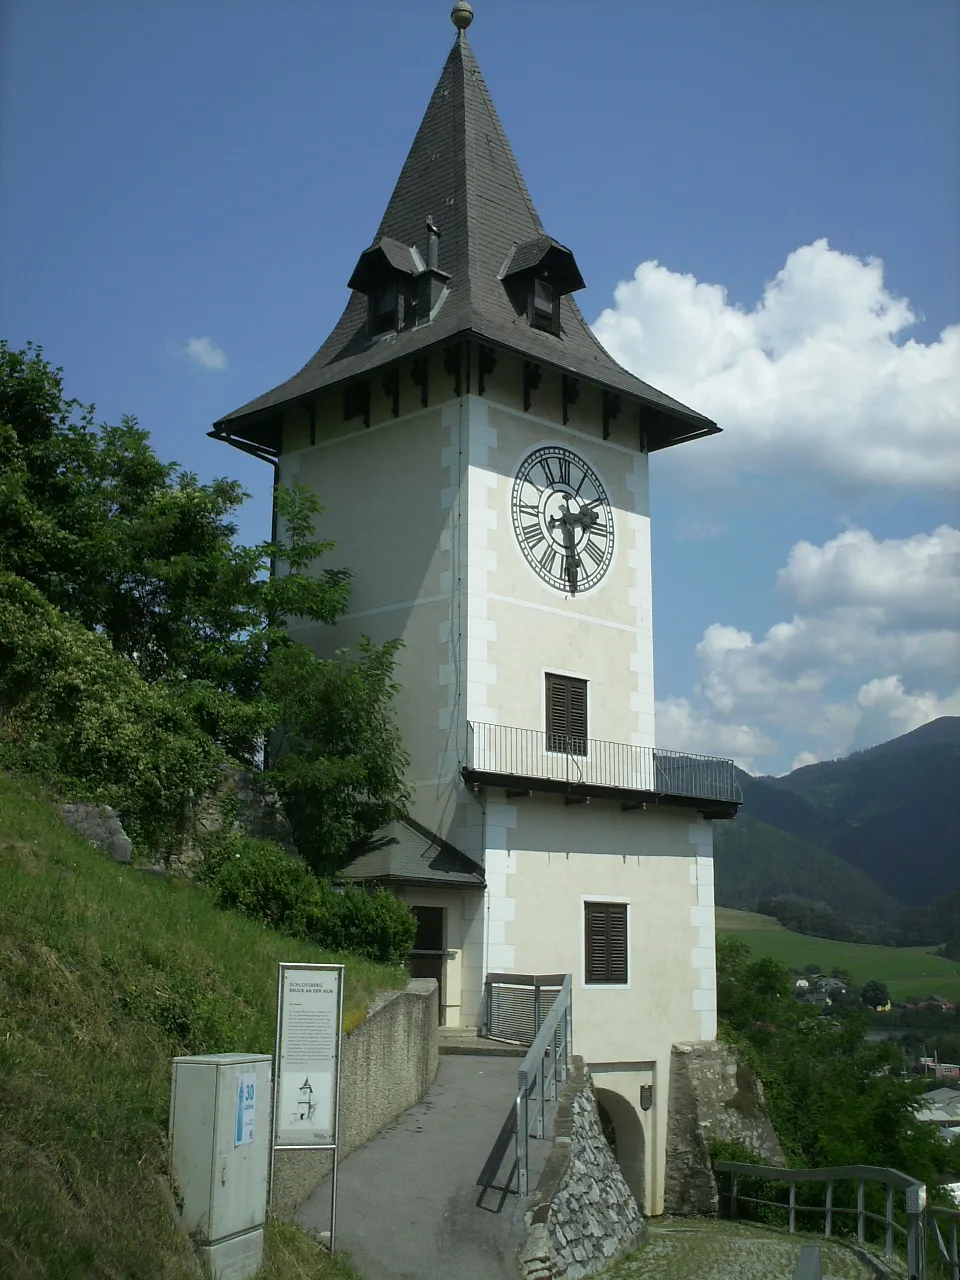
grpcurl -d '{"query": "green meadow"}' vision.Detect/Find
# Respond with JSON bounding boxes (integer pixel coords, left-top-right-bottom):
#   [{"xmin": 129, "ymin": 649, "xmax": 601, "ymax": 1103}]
[{"xmin": 716, "ymin": 908, "xmax": 960, "ymax": 1004}]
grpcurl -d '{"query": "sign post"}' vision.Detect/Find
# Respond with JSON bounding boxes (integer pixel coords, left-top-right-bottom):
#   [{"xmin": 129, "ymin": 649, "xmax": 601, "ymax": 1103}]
[{"xmin": 270, "ymin": 963, "xmax": 345, "ymax": 1250}]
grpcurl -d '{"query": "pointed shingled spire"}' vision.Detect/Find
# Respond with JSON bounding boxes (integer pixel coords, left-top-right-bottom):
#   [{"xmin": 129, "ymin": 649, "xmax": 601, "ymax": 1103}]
[{"xmin": 215, "ymin": 27, "xmax": 716, "ymax": 449}]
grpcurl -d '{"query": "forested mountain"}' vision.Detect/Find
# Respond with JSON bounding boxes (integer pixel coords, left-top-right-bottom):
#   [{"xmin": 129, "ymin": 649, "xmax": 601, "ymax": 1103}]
[
  {"xmin": 713, "ymin": 810, "xmax": 900, "ymax": 922},
  {"xmin": 715, "ymin": 718, "xmax": 960, "ymax": 912}
]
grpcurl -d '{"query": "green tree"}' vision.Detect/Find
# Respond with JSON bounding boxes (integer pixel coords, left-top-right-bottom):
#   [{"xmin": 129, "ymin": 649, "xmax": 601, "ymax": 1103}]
[
  {"xmin": 862, "ymin": 979, "xmax": 891, "ymax": 1009},
  {"xmin": 716, "ymin": 936, "xmax": 959, "ymax": 1185},
  {"xmin": 0, "ymin": 341, "xmax": 350, "ymax": 759},
  {"xmin": 0, "ymin": 342, "xmax": 411, "ymax": 862},
  {"xmin": 263, "ymin": 639, "xmax": 411, "ymax": 874}
]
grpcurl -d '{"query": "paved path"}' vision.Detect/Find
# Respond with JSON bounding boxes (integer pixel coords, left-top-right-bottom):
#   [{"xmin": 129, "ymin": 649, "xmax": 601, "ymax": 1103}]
[{"xmin": 295, "ymin": 1054, "xmax": 554, "ymax": 1280}]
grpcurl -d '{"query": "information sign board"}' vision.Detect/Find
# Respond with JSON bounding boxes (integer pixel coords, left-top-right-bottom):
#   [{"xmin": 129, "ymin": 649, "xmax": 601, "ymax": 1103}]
[
  {"xmin": 274, "ymin": 966, "xmax": 342, "ymax": 1148},
  {"xmin": 270, "ymin": 963, "xmax": 344, "ymax": 1247}
]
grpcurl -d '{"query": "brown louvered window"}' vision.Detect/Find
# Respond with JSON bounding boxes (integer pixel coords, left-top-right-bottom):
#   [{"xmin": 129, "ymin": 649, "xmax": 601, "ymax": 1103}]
[
  {"xmin": 545, "ymin": 673, "xmax": 588, "ymax": 756},
  {"xmin": 530, "ymin": 276, "xmax": 560, "ymax": 333},
  {"xmin": 584, "ymin": 902, "xmax": 629, "ymax": 985}
]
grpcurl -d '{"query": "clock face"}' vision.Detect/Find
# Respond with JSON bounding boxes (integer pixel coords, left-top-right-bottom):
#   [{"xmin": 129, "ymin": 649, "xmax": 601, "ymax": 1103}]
[{"xmin": 511, "ymin": 445, "xmax": 614, "ymax": 595}]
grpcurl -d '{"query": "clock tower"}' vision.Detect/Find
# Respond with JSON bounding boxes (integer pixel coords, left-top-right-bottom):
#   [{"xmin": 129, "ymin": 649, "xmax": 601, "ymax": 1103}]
[{"xmin": 212, "ymin": 3, "xmax": 740, "ymax": 1216}]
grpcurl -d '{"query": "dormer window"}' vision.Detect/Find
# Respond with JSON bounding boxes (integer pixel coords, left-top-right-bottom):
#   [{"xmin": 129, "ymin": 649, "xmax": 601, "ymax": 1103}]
[
  {"xmin": 500, "ymin": 235, "xmax": 586, "ymax": 337},
  {"xmin": 372, "ymin": 281, "xmax": 399, "ymax": 335},
  {"xmin": 348, "ymin": 236, "xmax": 428, "ymax": 339},
  {"xmin": 531, "ymin": 276, "xmax": 559, "ymax": 332}
]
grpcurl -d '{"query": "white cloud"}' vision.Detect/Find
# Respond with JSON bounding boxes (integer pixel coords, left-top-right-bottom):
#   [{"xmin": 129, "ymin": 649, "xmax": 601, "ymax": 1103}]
[
  {"xmin": 592, "ymin": 239, "xmax": 960, "ymax": 491},
  {"xmin": 655, "ymin": 696, "xmax": 777, "ymax": 773},
  {"xmin": 659, "ymin": 524, "xmax": 960, "ymax": 766},
  {"xmin": 777, "ymin": 525, "xmax": 960, "ymax": 627},
  {"xmin": 182, "ymin": 336, "xmax": 228, "ymax": 371},
  {"xmin": 790, "ymin": 751, "xmax": 820, "ymax": 772}
]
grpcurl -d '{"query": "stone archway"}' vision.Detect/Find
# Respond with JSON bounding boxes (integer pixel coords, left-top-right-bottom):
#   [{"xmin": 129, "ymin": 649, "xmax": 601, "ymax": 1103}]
[{"xmin": 595, "ymin": 1087, "xmax": 646, "ymax": 1211}]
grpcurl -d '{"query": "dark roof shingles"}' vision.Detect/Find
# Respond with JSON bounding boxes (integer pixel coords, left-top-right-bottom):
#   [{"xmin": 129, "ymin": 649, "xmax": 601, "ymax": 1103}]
[{"xmin": 216, "ymin": 36, "xmax": 714, "ymax": 437}]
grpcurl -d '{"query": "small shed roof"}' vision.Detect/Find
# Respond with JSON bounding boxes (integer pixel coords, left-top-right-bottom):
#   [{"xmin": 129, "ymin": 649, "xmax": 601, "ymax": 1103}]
[{"xmin": 337, "ymin": 817, "xmax": 485, "ymax": 890}]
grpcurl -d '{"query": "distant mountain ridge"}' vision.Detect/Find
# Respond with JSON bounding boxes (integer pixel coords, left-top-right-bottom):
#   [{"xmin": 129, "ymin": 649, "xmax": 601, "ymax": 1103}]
[{"xmin": 714, "ymin": 717, "xmax": 960, "ymax": 912}]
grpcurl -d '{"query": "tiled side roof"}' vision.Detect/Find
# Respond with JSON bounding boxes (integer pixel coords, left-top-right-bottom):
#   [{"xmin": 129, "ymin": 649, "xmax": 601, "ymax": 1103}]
[
  {"xmin": 215, "ymin": 35, "xmax": 716, "ymax": 440},
  {"xmin": 336, "ymin": 817, "xmax": 485, "ymax": 889}
]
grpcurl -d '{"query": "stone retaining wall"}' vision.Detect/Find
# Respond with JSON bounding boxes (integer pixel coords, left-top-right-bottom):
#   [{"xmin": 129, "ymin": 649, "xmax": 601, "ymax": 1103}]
[
  {"xmin": 517, "ymin": 1058, "xmax": 644, "ymax": 1280},
  {"xmin": 663, "ymin": 1041, "xmax": 784, "ymax": 1217},
  {"xmin": 270, "ymin": 978, "xmax": 439, "ymax": 1218}
]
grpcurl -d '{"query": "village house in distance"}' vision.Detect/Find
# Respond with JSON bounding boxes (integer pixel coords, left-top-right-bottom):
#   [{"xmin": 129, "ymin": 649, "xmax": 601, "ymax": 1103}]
[{"xmin": 212, "ymin": 1, "xmax": 742, "ymax": 1214}]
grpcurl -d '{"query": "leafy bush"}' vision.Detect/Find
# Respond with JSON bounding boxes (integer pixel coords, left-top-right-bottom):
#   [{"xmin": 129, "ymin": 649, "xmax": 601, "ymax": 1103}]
[{"xmin": 201, "ymin": 834, "xmax": 416, "ymax": 965}]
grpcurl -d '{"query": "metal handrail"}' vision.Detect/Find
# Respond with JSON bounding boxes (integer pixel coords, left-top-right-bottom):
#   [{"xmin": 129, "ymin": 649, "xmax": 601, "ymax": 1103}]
[
  {"xmin": 714, "ymin": 1162, "xmax": 929, "ymax": 1279},
  {"xmin": 514, "ymin": 973, "xmax": 573, "ymax": 1196},
  {"xmin": 931, "ymin": 1205, "xmax": 960, "ymax": 1280},
  {"xmin": 465, "ymin": 721, "xmax": 740, "ymax": 804}
]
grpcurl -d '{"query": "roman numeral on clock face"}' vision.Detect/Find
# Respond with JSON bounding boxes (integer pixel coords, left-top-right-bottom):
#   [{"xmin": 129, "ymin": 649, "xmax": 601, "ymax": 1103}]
[
  {"xmin": 582, "ymin": 537, "xmax": 606, "ymax": 568},
  {"xmin": 557, "ymin": 456, "xmax": 571, "ymax": 486},
  {"xmin": 521, "ymin": 520, "xmax": 545, "ymax": 550},
  {"xmin": 538, "ymin": 544, "xmax": 558, "ymax": 577}
]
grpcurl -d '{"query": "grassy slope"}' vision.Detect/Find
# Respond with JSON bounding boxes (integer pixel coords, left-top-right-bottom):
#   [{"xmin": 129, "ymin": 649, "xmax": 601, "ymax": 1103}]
[
  {"xmin": 717, "ymin": 909, "xmax": 960, "ymax": 1003},
  {"xmin": 0, "ymin": 774, "xmax": 401, "ymax": 1280},
  {"xmin": 715, "ymin": 907, "xmax": 784, "ymax": 932}
]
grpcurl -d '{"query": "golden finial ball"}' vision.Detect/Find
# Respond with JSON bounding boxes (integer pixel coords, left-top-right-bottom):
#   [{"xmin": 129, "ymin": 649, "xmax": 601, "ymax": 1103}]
[{"xmin": 451, "ymin": 2, "xmax": 474, "ymax": 33}]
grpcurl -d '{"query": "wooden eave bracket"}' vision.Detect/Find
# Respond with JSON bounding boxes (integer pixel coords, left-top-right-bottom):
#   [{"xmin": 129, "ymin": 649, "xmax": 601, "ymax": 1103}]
[
  {"xmin": 344, "ymin": 380, "xmax": 371, "ymax": 429},
  {"xmin": 523, "ymin": 361, "xmax": 542, "ymax": 412},
  {"xmin": 602, "ymin": 391, "xmax": 622, "ymax": 440},
  {"xmin": 381, "ymin": 368, "xmax": 400, "ymax": 418},
  {"xmin": 443, "ymin": 344, "xmax": 462, "ymax": 398},
  {"xmin": 478, "ymin": 344, "xmax": 497, "ymax": 396},
  {"xmin": 411, "ymin": 355, "xmax": 429, "ymax": 408},
  {"xmin": 562, "ymin": 375, "xmax": 580, "ymax": 425}
]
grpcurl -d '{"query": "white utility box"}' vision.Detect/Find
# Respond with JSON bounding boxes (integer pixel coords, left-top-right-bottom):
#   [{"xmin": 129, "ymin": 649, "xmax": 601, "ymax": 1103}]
[{"xmin": 169, "ymin": 1053, "xmax": 272, "ymax": 1280}]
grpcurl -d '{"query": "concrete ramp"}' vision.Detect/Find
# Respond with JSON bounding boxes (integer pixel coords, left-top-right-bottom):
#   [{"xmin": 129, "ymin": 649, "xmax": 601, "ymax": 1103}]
[{"xmin": 295, "ymin": 1054, "xmax": 555, "ymax": 1280}]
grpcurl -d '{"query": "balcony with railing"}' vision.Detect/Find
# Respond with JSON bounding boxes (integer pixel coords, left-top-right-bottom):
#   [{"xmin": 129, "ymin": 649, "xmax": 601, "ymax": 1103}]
[{"xmin": 463, "ymin": 722, "xmax": 742, "ymax": 818}]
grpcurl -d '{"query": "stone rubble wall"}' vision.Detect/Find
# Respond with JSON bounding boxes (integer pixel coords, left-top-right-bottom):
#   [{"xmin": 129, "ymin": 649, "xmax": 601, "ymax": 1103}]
[
  {"xmin": 663, "ymin": 1041, "xmax": 785, "ymax": 1217},
  {"xmin": 57, "ymin": 765, "xmax": 298, "ymax": 874},
  {"xmin": 518, "ymin": 1058, "xmax": 644, "ymax": 1280},
  {"xmin": 170, "ymin": 762, "xmax": 299, "ymax": 872}
]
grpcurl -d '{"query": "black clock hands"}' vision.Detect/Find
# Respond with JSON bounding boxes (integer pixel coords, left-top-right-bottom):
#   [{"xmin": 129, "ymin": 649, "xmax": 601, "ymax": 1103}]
[{"xmin": 549, "ymin": 499, "xmax": 600, "ymax": 594}]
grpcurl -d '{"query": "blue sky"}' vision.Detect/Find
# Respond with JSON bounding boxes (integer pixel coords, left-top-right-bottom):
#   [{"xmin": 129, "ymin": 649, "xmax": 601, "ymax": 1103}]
[{"xmin": 2, "ymin": 0, "xmax": 957, "ymax": 774}]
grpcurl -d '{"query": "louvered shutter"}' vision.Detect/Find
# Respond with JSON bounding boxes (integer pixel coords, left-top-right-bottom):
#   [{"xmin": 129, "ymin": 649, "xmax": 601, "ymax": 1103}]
[
  {"xmin": 545, "ymin": 674, "xmax": 588, "ymax": 756},
  {"xmin": 568, "ymin": 680, "xmax": 587, "ymax": 756},
  {"xmin": 584, "ymin": 902, "xmax": 628, "ymax": 985},
  {"xmin": 546, "ymin": 674, "xmax": 567, "ymax": 753}
]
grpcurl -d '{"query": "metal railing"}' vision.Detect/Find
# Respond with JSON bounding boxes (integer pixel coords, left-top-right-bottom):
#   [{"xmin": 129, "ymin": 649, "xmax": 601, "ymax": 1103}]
[
  {"xmin": 713, "ymin": 1161, "xmax": 960, "ymax": 1280},
  {"xmin": 932, "ymin": 1206, "xmax": 960, "ymax": 1280},
  {"xmin": 466, "ymin": 722, "xmax": 740, "ymax": 805},
  {"xmin": 489, "ymin": 973, "xmax": 573, "ymax": 1197},
  {"xmin": 481, "ymin": 972, "xmax": 564, "ymax": 1046}
]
